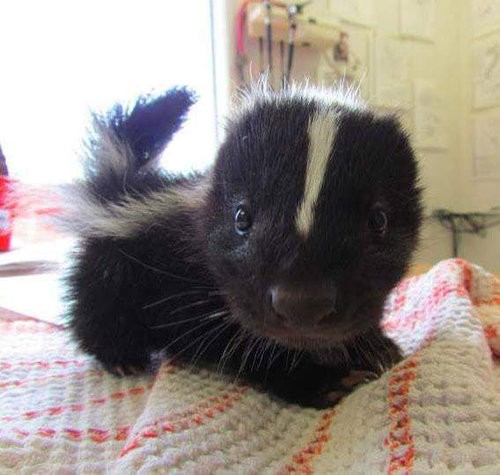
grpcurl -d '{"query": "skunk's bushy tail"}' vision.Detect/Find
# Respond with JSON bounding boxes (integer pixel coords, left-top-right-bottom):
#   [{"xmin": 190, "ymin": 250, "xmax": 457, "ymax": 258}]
[
  {"xmin": 84, "ymin": 87, "xmax": 196, "ymax": 202},
  {"xmin": 58, "ymin": 87, "xmax": 196, "ymax": 237}
]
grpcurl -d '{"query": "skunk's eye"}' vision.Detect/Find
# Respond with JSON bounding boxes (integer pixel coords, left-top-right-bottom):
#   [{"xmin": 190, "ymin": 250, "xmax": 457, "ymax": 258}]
[
  {"xmin": 368, "ymin": 208, "xmax": 388, "ymax": 235},
  {"xmin": 235, "ymin": 204, "xmax": 252, "ymax": 235}
]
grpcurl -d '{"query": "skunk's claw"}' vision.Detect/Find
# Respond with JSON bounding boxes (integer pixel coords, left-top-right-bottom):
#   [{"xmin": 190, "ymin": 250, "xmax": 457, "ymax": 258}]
[
  {"xmin": 340, "ymin": 369, "xmax": 379, "ymax": 389},
  {"xmin": 312, "ymin": 369, "xmax": 380, "ymax": 408},
  {"xmin": 106, "ymin": 362, "xmax": 149, "ymax": 377}
]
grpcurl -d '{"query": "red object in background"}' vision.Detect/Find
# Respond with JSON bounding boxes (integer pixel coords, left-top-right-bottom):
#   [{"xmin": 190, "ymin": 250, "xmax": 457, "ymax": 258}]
[{"xmin": 0, "ymin": 176, "xmax": 13, "ymax": 251}]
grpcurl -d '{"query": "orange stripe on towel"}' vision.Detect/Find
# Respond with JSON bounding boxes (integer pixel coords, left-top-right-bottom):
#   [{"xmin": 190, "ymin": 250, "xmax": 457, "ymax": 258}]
[
  {"xmin": 0, "ymin": 359, "xmax": 87, "ymax": 371},
  {"xmin": 8, "ymin": 426, "xmax": 132, "ymax": 443},
  {"xmin": 1, "ymin": 365, "xmax": 177, "ymax": 421},
  {"xmin": 0, "ymin": 369, "xmax": 105, "ymax": 390},
  {"xmin": 279, "ymin": 408, "xmax": 336, "ymax": 474},
  {"xmin": 4, "ymin": 388, "xmax": 246, "ymax": 445},
  {"xmin": 384, "ymin": 356, "xmax": 419, "ymax": 475},
  {"xmin": 1, "ymin": 383, "xmax": 154, "ymax": 422},
  {"xmin": 4, "ymin": 426, "xmax": 131, "ymax": 444},
  {"xmin": 119, "ymin": 385, "xmax": 249, "ymax": 458}
]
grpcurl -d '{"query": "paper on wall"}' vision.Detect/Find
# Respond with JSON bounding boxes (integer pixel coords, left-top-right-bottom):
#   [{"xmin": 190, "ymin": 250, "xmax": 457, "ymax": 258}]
[
  {"xmin": 474, "ymin": 33, "xmax": 500, "ymax": 108},
  {"xmin": 473, "ymin": 110, "xmax": 500, "ymax": 177},
  {"xmin": 332, "ymin": 0, "xmax": 375, "ymax": 27},
  {"xmin": 471, "ymin": 0, "xmax": 500, "ymax": 37},
  {"xmin": 373, "ymin": 36, "xmax": 412, "ymax": 108},
  {"xmin": 413, "ymin": 80, "xmax": 448, "ymax": 149},
  {"xmin": 399, "ymin": 0, "xmax": 436, "ymax": 41}
]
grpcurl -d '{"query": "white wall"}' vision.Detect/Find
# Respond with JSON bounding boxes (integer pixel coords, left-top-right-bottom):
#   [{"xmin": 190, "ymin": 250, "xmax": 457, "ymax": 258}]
[
  {"xmin": 455, "ymin": 0, "xmax": 500, "ymax": 272},
  {"xmin": 369, "ymin": 0, "xmax": 463, "ymax": 267},
  {"xmin": 225, "ymin": 0, "xmax": 490, "ymax": 268}
]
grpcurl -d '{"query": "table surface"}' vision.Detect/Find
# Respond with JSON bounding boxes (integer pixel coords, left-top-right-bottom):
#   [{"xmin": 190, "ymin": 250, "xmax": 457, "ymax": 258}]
[{"xmin": 0, "ymin": 240, "xmax": 71, "ymax": 324}]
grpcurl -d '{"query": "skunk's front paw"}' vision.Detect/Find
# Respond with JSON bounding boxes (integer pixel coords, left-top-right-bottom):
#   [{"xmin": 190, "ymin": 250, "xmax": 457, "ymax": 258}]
[
  {"xmin": 340, "ymin": 369, "xmax": 379, "ymax": 388},
  {"xmin": 312, "ymin": 369, "xmax": 380, "ymax": 408},
  {"xmin": 106, "ymin": 363, "xmax": 149, "ymax": 377},
  {"xmin": 92, "ymin": 350, "xmax": 152, "ymax": 377}
]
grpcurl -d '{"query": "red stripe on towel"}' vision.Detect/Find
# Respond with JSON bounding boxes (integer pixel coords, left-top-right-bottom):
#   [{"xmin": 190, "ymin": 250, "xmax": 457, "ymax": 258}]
[
  {"xmin": 119, "ymin": 385, "xmax": 249, "ymax": 458},
  {"xmin": 0, "ymin": 359, "xmax": 87, "ymax": 371},
  {"xmin": 6, "ymin": 426, "xmax": 132, "ymax": 443},
  {"xmin": 1, "ymin": 363, "xmax": 177, "ymax": 422},
  {"xmin": 1, "ymin": 383, "xmax": 154, "ymax": 422},
  {"xmin": 280, "ymin": 408, "xmax": 336, "ymax": 474},
  {"xmin": 0, "ymin": 369, "xmax": 105, "ymax": 390},
  {"xmin": 384, "ymin": 356, "xmax": 419, "ymax": 474}
]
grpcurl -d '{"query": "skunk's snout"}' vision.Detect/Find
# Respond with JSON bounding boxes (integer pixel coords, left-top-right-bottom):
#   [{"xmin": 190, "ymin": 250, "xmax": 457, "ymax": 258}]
[{"xmin": 269, "ymin": 282, "xmax": 337, "ymax": 328}]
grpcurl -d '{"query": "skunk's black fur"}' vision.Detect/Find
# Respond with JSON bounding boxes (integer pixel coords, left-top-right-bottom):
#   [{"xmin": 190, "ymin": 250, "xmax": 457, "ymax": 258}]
[{"xmin": 65, "ymin": 85, "xmax": 422, "ymax": 408}]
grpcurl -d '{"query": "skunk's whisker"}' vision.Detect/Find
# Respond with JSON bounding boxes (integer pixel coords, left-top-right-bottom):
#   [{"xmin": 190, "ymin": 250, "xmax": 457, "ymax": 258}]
[
  {"xmin": 148, "ymin": 313, "xmax": 212, "ymax": 330},
  {"xmin": 267, "ymin": 343, "xmax": 285, "ymax": 370},
  {"xmin": 167, "ymin": 317, "xmax": 230, "ymax": 365},
  {"xmin": 256, "ymin": 338, "xmax": 270, "ymax": 371},
  {"xmin": 217, "ymin": 328, "xmax": 245, "ymax": 374},
  {"xmin": 237, "ymin": 335, "xmax": 260, "ymax": 377},
  {"xmin": 266, "ymin": 342, "xmax": 278, "ymax": 371},
  {"xmin": 290, "ymin": 349, "xmax": 304, "ymax": 372},
  {"xmin": 143, "ymin": 289, "xmax": 211, "ymax": 309},
  {"xmin": 251, "ymin": 337, "xmax": 268, "ymax": 372},
  {"xmin": 118, "ymin": 248, "xmax": 208, "ymax": 285},
  {"xmin": 156, "ymin": 311, "xmax": 226, "ymax": 349},
  {"xmin": 188, "ymin": 320, "xmax": 232, "ymax": 370},
  {"xmin": 169, "ymin": 299, "xmax": 213, "ymax": 316},
  {"xmin": 149, "ymin": 306, "xmax": 229, "ymax": 330}
]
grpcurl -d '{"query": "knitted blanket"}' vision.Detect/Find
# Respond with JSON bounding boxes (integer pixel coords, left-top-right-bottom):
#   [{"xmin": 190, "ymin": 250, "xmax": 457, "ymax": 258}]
[{"xmin": 1, "ymin": 258, "xmax": 499, "ymax": 474}]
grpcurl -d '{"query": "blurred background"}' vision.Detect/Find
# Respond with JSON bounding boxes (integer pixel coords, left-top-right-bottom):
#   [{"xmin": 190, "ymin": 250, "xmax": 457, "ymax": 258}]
[{"xmin": 0, "ymin": 0, "xmax": 499, "ymax": 277}]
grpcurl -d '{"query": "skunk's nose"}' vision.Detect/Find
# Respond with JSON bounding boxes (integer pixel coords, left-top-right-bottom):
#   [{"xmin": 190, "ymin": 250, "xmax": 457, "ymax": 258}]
[{"xmin": 270, "ymin": 282, "xmax": 337, "ymax": 328}]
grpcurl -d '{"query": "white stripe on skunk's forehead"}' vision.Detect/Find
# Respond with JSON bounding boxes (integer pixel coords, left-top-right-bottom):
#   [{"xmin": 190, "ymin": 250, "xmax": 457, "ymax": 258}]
[
  {"xmin": 295, "ymin": 110, "xmax": 337, "ymax": 238},
  {"xmin": 232, "ymin": 80, "xmax": 366, "ymax": 120}
]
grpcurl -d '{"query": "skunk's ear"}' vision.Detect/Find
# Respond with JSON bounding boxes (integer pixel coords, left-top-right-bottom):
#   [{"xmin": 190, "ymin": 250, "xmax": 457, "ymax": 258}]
[{"xmin": 106, "ymin": 87, "xmax": 197, "ymax": 164}]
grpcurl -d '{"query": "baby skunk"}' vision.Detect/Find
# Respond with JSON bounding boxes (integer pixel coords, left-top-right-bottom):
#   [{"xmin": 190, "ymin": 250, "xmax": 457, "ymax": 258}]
[{"xmin": 64, "ymin": 85, "xmax": 422, "ymax": 408}]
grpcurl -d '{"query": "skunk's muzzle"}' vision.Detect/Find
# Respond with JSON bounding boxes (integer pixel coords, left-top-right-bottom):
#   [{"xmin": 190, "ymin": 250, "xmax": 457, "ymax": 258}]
[{"xmin": 269, "ymin": 280, "xmax": 338, "ymax": 329}]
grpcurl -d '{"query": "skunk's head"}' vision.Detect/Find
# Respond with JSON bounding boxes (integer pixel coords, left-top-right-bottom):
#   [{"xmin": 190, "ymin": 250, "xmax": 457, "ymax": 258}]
[{"xmin": 202, "ymin": 85, "xmax": 422, "ymax": 350}]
